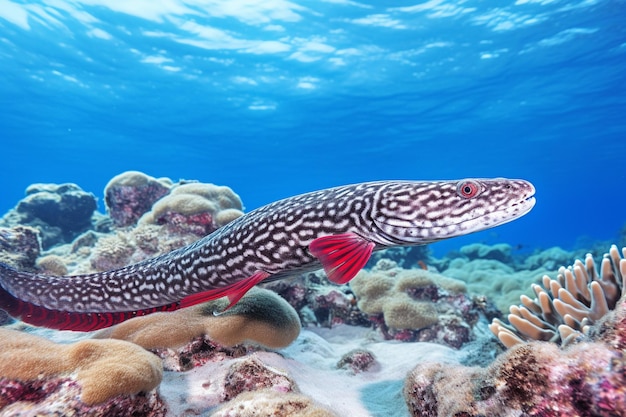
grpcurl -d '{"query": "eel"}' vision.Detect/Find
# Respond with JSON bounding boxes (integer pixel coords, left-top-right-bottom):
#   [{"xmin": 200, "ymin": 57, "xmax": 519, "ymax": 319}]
[{"xmin": 0, "ymin": 178, "xmax": 535, "ymax": 331}]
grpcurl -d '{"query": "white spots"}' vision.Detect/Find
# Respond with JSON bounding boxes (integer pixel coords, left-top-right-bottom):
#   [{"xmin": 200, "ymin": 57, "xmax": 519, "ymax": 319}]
[
  {"xmin": 298, "ymin": 229, "xmax": 314, "ymax": 239},
  {"xmin": 322, "ymin": 219, "xmax": 336, "ymax": 228}
]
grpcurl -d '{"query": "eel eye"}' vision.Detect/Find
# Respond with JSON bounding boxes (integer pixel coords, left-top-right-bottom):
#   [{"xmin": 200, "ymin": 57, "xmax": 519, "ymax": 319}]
[{"xmin": 457, "ymin": 180, "xmax": 480, "ymax": 199}]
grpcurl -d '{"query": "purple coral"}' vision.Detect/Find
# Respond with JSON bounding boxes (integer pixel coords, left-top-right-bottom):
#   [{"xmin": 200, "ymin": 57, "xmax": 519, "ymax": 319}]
[
  {"xmin": 222, "ymin": 356, "xmax": 297, "ymax": 401},
  {"xmin": 104, "ymin": 171, "xmax": 170, "ymax": 227},
  {"xmin": 337, "ymin": 349, "xmax": 377, "ymax": 373},
  {"xmin": 0, "ymin": 377, "xmax": 167, "ymax": 416},
  {"xmin": 154, "ymin": 336, "xmax": 252, "ymax": 372},
  {"xmin": 404, "ymin": 295, "xmax": 626, "ymax": 417},
  {"xmin": 154, "ymin": 211, "xmax": 215, "ymax": 236},
  {"xmin": 0, "ymin": 226, "xmax": 41, "ymax": 271},
  {"xmin": 264, "ymin": 273, "xmax": 370, "ymax": 328}
]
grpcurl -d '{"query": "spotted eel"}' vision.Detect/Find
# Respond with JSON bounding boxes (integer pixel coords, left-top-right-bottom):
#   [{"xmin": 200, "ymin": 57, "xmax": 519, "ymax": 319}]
[{"xmin": 0, "ymin": 178, "xmax": 535, "ymax": 331}]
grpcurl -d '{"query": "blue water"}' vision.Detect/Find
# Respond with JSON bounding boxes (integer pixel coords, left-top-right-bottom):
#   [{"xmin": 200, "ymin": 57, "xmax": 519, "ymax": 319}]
[{"xmin": 1, "ymin": 0, "xmax": 624, "ymax": 256}]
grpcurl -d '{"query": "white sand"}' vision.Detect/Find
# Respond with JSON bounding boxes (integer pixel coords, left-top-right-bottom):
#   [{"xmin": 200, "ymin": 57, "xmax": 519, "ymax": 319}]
[{"xmin": 161, "ymin": 325, "xmax": 464, "ymax": 416}]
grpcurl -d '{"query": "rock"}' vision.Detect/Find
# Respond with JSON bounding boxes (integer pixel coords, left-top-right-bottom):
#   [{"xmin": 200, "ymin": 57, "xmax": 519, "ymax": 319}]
[
  {"xmin": 1, "ymin": 183, "xmax": 96, "ymax": 249},
  {"xmin": 104, "ymin": 171, "xmax": 171, "ymax": 227}
]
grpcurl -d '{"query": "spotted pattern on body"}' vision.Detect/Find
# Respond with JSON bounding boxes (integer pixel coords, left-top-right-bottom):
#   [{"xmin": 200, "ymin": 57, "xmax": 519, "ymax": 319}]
[{"xmin": 0, "ymin": 178, "xmax": 536, "ymax": 330}]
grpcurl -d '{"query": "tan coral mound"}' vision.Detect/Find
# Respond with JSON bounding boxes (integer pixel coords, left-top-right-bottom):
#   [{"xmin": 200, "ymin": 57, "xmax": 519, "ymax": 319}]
[
  {"xmin": 94, "ymin": 287, "xmax": 301, "ymax": 349},
  {"xmin": 490, "ymin": 244, "xmax": 626, "ymax": 347},
  {"xmin": 350, "ymin": 260, "xmax": 466, "ymax": 330},
  {"xmin": 140, "ymin": 182, "xmax": 243, "ymax": 228},
  {"xmin": 0, "ymin": 328, "xmax": 163, "ymax": 405}
]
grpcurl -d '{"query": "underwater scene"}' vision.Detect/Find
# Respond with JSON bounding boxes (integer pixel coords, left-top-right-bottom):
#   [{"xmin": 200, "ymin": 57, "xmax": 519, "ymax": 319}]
[{"xmin": 1, "ymin": 0, "xmax": 625, "ymax": 416}]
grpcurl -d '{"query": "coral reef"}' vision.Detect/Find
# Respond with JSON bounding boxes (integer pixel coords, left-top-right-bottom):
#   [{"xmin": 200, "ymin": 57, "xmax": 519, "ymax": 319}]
[
  {"xmin": 490, "ymin": 244, "xmax": 626, "ymax": 347},
  {"xmin": 349, "ymin": 259, "xmax": 490, "ymax": 348},
  {"xmin": 441, "ymin": 255, "xmax": 550, "ymax": 313},
  {"xmin": 36, "ymin": 254, "xmax": 68, "ymax": 275},
  {"xmin": 211, "ymin": 390, "xmax": 337, "ymax": 417},
  {"xmin": 367, "ymin": 245, "xmax": 431, "ymax": 269},
  {"xmin": 0, "ymin": 225, "xmax": 40, "ymax": 271},
  {"xmin": 156, "ymin": 335, "xmax": 252, "ymax": 372},
  {"xmin": 404, "ymin": 338, "xmax": 626, "ymax": 417},
  {"xmin": 104, "ymin": 171, "xmax": 171, "ymax": 227},
  {"xmin": 4, "ymin": 174, "xmax": 625, "ymax": 416},
  {"xmin": 0, "ymin": 328, "xmax": 163, "ymax": 407},
  {"xmin": 263, "ymin": 271, "xmax": 372, "ymax": 329},
  {"xmin": 336, "ymin": 349, "xmax": 377, "ymax": 374},
  {"xmin": 138, "ymin": 182, "xmax": 243, "ymax": 235},
  {"xmin": 405, "ymin": 263, "xmax": 626, "ymax": 417},
  {"xmin": 0, "ymin": 183, "xmax": 97, "ymax": 249},
  {"xmin": 459, "ymin": 242, "xmax": 513, "ymax": 263},
  {"xmin": 94, "ymin": 287, "xmax": 301, "ymax": 350},
  {"xmin": 222, "ymin": 356, "xmax": 297, "ymax": 401},
  {"xmin": 0, "ymin": 385, "xmax": 165, "ymax": 417},
  {"xmin": 54, "ymin": 172, "xmax": 246, "ymax": 274}
]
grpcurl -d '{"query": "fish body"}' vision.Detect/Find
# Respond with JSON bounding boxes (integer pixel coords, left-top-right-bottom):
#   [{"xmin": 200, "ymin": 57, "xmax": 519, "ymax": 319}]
[{"xmin": 0, "ymin": 178, "xmax": 536, "ymax": 331}]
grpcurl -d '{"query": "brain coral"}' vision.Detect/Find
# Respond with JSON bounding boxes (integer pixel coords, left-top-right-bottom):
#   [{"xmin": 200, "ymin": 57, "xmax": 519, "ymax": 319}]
[
  {"xmin": 490, "ymin": 244, "xmax": 626, "ymax": 347},
  {"xmin": 351, "ymin": 260, "xmax": 467, "ymax": 330},
  {"xmin": 0, "ymin": 328, "xmax": 163, "ymax": 406},
  {"xmin": 139, "ymin": 182, "xmax": 244, "ymax": 235},
  {"xmin": 349, "ymin": 259, "xmax": 482, "ymax": 347}
]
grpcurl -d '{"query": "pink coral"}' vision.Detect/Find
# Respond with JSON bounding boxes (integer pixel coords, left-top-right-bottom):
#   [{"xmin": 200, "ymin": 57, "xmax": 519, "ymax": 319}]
[
  {"xmin": 104, "ymin": 171, "xmax": 170, "ymax": 227},
  {"xmin": 154, "ymin": 211, "xmax": 215, "ymax": 236},
  {"xmin": 404, "ymin": 293, "xmax": 626, "ymax": 417},
  {"xmin": 155, "ymin": 336, "xmax": 252, "ymax": 372},
  {"xmin": 222, "ymin": 356, "xmax": 297, "ymax": 401},
  {"xmin": 337, "ymin": 349, "xmax": 377, "ymax": 374}
]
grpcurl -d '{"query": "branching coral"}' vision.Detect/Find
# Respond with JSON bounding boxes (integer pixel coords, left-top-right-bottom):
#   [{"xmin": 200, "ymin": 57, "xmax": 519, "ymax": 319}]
[{"xmin": 490, "ymin": 244, "xmax": 626, "ymax": 348}]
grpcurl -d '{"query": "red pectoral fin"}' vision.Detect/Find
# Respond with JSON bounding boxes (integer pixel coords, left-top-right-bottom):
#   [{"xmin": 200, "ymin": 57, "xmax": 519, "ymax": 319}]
[
  {"xmin": 180, "ymin": 270, "xmax": 270, "ymax": 310},
  {"xmin": 309, "ymin": 233, "xmax": 375, "ymax": 285}
]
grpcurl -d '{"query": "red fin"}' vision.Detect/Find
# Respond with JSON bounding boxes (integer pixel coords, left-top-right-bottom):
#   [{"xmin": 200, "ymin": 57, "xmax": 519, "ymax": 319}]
[
  {"xmin": 0, "ymin": 280, "xmax": 180, "ymax": 331},
  {"xmin": 180, "ymin": 270, "xmax": 270, "ymax": 310},
  {"xmin": 309, "ymin": 233, "xmax": 375, "ymax": 285}
]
